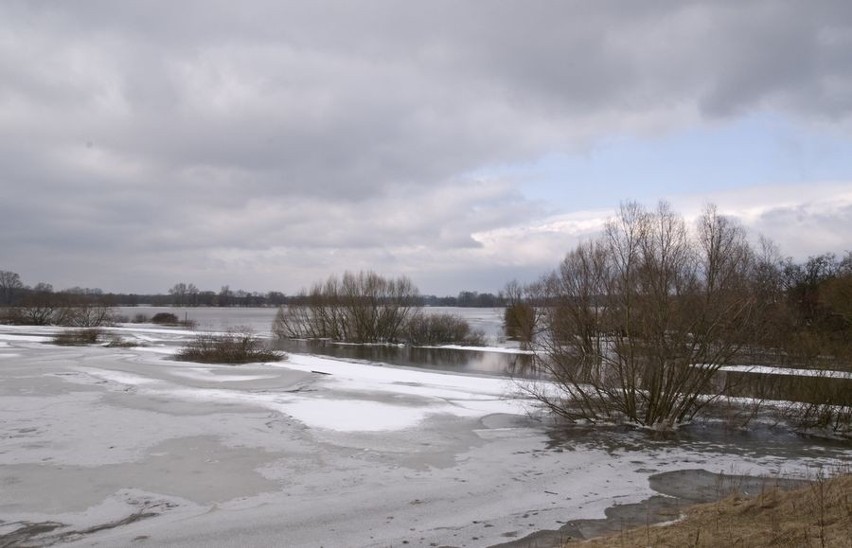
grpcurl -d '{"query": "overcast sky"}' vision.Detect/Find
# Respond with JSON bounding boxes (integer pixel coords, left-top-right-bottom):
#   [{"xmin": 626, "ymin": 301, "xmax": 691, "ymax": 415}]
[{"xmin": 2, "ymin": 1, "xmax": 851, "ymax": 295}]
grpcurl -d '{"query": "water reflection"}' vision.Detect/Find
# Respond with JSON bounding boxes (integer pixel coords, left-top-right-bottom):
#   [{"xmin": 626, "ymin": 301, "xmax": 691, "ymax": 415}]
[
  {"xmin": 544, "ymin": 421, "xmax": 852, "ymax": 460},
  {"xmin": 274, "ymin": 339, "xmax": 538, "ymax": 378}
]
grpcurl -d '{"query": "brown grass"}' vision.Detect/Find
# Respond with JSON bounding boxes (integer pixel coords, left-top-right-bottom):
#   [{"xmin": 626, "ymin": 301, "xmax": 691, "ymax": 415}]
[
  {"xmin": 175, "ymin": 330, "xmax": 284, "ymax": 364},
  {"xmin": 571, "ymin": 473, "xmax": 852, "ymax": 547},
  {"xmin": 52, "ymin": 328, "xmax": 102, "ymax": 346}
]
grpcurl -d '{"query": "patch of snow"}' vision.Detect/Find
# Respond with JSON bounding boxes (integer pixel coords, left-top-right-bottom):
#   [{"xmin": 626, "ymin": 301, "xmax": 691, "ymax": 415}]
[
  {"xmin": 169, "ymin": 369, "xmax": 278, "ymax": 382},
  {"xmin": 434, "ymin": 344, "xmax": 535, "ymax": 355},
  {"xmin": 135, "ymin": 346, "xmax": 179, "ymax": 355},
  {"xmin": 280, "ymin": 399, "xmax": 431, "ymax": 431}
]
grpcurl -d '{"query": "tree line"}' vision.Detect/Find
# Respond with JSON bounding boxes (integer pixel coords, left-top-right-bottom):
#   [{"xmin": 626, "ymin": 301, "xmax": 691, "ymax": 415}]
[{"xmin": 0, "ymin": 274, "xmax": 504, "ymax": 310}]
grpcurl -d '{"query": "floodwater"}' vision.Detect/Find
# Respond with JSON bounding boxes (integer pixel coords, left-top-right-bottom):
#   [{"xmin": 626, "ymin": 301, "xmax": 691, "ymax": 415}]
[
  {"xmin": 117, "ymin": 306, "xmax": 538, "ymax": 377},
  {"xmin": 274, "ymin": 339, "xmax": 536, "ymax": 378}
]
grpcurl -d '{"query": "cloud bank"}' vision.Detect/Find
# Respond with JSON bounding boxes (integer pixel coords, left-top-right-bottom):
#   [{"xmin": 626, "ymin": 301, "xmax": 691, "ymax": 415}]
[{"xmin": 1, "ymin": 1, "xmax": 851, "ymax": 293}]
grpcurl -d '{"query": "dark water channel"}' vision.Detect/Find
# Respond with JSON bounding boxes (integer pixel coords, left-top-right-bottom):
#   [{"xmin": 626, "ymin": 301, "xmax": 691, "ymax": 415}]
[
  {"xmin": 273, "ymin": 339, "xmax": 539, "ymax": 379},
  {"xmin": 544, "ymin": 420, "xmax": 851, "ymax": 461}
]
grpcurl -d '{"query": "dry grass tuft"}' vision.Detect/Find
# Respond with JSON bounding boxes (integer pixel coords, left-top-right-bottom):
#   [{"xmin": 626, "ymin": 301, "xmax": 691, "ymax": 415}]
[
  {"xmin": 52, "ymin": 328, "xmax": 102, "ymax": 346},
  {"xmin": 572, "ymin": 473, "xmax": 852, "ymax": 547}
]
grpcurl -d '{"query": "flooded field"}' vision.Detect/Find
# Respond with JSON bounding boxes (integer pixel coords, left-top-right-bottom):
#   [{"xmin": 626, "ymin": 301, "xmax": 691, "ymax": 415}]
[
  {"xmin": 1, "ymin": 315, "xmax": 850, "ymax": 547},
  {"xmin": 118, "ymin": 306, "xmax": 537, "ymax": 377}
]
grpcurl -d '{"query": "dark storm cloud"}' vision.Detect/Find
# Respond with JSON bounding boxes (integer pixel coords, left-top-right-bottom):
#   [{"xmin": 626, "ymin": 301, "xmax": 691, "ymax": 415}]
[{"xmin": 1, "ymin": 0, "xmax": 850, "ymax": 293}]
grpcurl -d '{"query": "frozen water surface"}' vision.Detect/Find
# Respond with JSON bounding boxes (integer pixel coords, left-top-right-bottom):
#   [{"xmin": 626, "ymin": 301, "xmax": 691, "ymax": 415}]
[{"xmin": 0, "ymin": 321, "xmax": 849, "ymax": 547}]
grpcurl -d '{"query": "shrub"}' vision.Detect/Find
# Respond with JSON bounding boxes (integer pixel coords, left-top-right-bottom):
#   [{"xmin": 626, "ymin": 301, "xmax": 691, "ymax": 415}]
[
  {"xmin": 503, "ymin": 302, "xmax": 536, "ymax": 344},
  {"xmin": 273, "ymin": 271, "xmax": 418, "ymax": 343},
  {"xmin": 151, "ymin": 312, "xmax": 179, "ymax": 325},
  {"xmin": 52, "ymin": 328, "xmax": 102, "ymax": 346},
  {"xmin": 405, "ymin": 313, "xmax": 486, "ymax": 346},
  {"xmin": 132, "ymin": 313, "xmax": 149, "ymax": 323},
  {"xmin": 175, "ymin": 329, "xmax": 285, "ymax": 364}
]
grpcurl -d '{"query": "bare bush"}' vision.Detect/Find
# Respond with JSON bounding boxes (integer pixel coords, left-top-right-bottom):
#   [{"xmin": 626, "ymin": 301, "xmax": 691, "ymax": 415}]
[
  {"xmin": 503, "ymin": 302, "xmax": 536, "ymax": 342},
  {"xmin": 405, "ymin": 313, "xmax": 486, "ymax": 346},
  {"xmin": 501, "ymin": 279, "xmax": 543, "ymax": 348},
  {"xmin": 775, "ymin": 370, "xmax": 852, "ymax": 436},
  {"xmin": 273, "ymin": 271, "xmax": 419, "ymax": 343},
  {"xmin": 52, "ymin": 329, "xmax": 102, "ymax": 346},
  {"xmin": 67, "ymin": 303, "xmax": 115, "ymax": 327},
  {"xmin": 528, "ymin": 202, "xmax": 770, "ymax": 430},
  {"xmin": 151, "ymin": 312, "xmax": 179, "ymax": 324},
  {"xmin": 176, "ymin": 329, "xmax": 284, "ymax": 364}
]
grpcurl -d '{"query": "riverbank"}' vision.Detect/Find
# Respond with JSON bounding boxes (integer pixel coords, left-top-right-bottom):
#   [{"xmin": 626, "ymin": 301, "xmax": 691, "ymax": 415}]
[{"xmin": 570, "ymin": 471, "xmax": 851, "ymax": 547}]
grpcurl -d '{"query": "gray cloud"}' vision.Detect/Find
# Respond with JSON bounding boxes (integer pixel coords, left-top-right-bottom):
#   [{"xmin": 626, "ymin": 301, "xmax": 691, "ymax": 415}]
[{"xmin": 1, "ymin": 1, "xmax": 851, "ymax": 294}]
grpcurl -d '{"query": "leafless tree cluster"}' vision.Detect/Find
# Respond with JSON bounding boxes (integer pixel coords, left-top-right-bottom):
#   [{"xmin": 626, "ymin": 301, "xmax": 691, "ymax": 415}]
[
  {"xmin": 7, "ymin": 285, "xmax": 115, "ymax": 327},
  {"xmin": 273, "ymin": 271, "xmax": 420, "ymax": 343},
  {"xmin": 526, "ymin": 202, "xmax": 769, "ymax": 429},
  {"xmin": 168, "ymin": 282, "xmax": 200, "ymax": 307},
  {"xmin": 274, "ymin": 271, "xmax": 485, "ymax": 346}
]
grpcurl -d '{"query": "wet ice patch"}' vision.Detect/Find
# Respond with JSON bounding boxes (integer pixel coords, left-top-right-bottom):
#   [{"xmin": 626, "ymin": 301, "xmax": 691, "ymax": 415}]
[{"xmin": 0, "ymin": 333, "xmax": 51, "ymax": 342}]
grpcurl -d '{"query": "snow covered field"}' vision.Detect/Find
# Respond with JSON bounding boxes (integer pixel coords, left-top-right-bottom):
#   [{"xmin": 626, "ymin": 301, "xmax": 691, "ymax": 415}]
[{"xmin": 1, "ymin": 324, "xmax": 850, "ymax": 547}]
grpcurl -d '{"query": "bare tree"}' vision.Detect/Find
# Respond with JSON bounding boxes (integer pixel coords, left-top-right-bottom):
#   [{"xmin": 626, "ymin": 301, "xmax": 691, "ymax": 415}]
[
  {"xmin": 527, "ymin": 202, "xmax": 766, "ymax": 430},
  {"xmin": 169, "ymin": 282, "xmax": 199, "ymax": 307},
  {"xmin": 0, "ymin": 270, "xmax": 24, "ymax": 306}
]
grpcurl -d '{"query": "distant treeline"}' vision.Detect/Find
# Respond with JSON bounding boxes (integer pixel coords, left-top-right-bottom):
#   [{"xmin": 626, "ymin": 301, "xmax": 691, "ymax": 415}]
[{"xmin": 0, "ymin": 273, "xmax": 504, "ymax": 309}]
